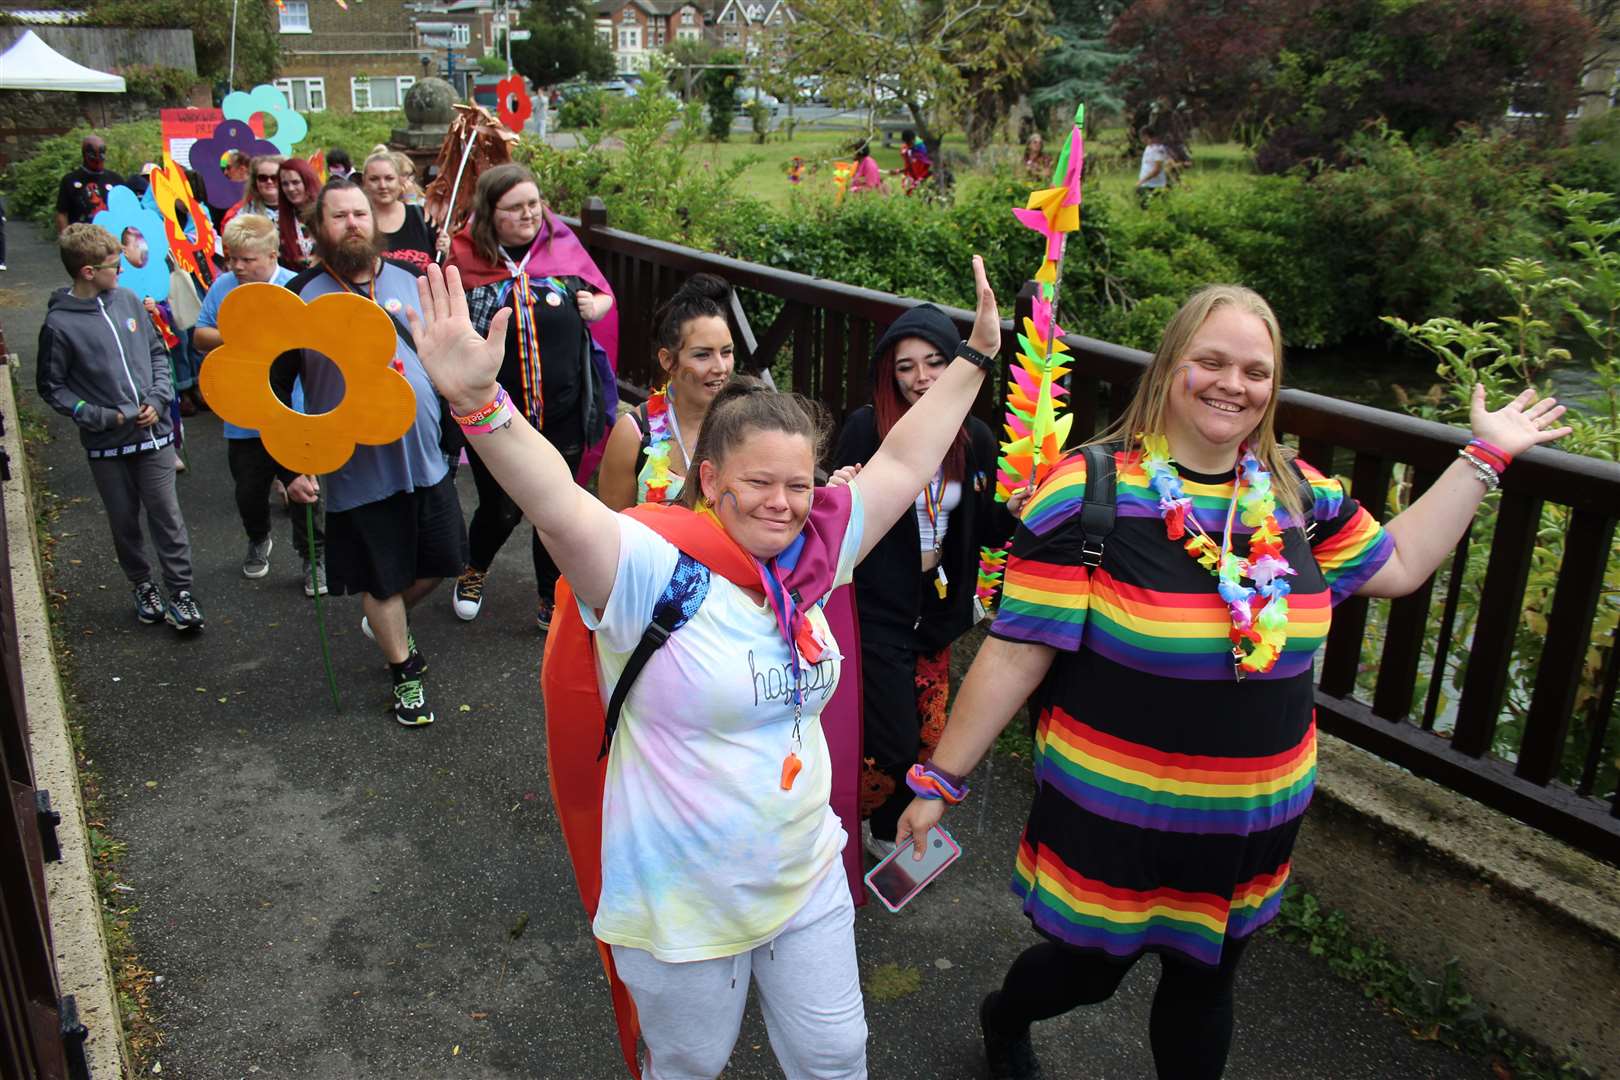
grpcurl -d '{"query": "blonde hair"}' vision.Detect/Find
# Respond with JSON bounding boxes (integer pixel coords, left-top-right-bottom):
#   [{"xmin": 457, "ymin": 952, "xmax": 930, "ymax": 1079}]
[
  {"xmin": 59, "ymin": 223, "xmax": 118, "ymax": 277},
  {"xmin": 222, "ymin": 213, "xmax": 279, "ymax": 257},
  {"xmin": 1089, "ymin": 284, "xmax": 1302, "ymax": 522}
]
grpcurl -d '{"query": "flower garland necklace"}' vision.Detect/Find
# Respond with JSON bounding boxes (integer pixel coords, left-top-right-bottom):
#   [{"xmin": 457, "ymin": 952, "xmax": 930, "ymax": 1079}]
[
  {"xmin": 1138, "ymin": 434, "xmax": 1295, "ymax": 678},
  {"xmin": 638, "ymin": 385, "xmax": 691, "ymax": 505}
]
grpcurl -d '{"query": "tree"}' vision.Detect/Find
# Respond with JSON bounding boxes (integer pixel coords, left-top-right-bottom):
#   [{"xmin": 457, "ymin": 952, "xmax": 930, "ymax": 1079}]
[
  {"xmin": 1027, "ymin": 0, "xmax": 1132, "ymax": 125},
  {"xmin": 1109, "ymin": 0, "xmax": 1594, "ymax": 172},
  {"xmin": 511, "ymin": 0, "xmax": 614, "ymax": 87},
  {"xmin": 701, "ymin": 49, "xmax": 743, "ymax": 141},
  {"xmin": 80, "ymin": 0, "xmax": 279, "ymax": 89},
  {"xmin": 777, "ymin": 0, "xmax": 1055, "ymax": 155}
]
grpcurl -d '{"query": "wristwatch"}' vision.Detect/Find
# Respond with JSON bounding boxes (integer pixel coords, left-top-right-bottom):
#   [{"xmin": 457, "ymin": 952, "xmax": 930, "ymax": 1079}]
[{"xmin": 955, "ymin": 341, "xmax": 996, "ymax": 370}]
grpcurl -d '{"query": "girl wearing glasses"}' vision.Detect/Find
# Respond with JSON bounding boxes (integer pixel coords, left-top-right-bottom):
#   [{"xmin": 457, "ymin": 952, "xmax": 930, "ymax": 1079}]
[
  {"xmin": 222, "ymin": 154, "xmax": 284, "ymax": 231},
  {"xmin": 444, "ymin": 163, "xmax": 619, "ymax": 632}
]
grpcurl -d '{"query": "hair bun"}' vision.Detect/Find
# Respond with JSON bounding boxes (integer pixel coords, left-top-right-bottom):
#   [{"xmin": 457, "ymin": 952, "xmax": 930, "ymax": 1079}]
[{"xmin": 675, "ymin": 272, "xmax": 731, "ymax": 306}]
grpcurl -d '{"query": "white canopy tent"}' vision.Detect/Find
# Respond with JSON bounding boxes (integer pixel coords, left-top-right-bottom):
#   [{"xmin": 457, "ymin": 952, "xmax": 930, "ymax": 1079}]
[{"xmin": 0, "ymin": 30, "xmax": 125, "ymax": 92}]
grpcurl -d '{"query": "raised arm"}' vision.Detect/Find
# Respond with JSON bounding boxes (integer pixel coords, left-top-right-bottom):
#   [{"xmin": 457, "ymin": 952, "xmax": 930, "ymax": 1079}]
[
  {"xmin": 409, "ymin": 264, "xmax": 622, "ymax": 610},
  {"xmin": 1358, "ymin": 384, "xmax": 1571, "ymax": 598},
  {"xmin": 852, "ymin": 255, "xmax": 1000, "ymax": 562}
]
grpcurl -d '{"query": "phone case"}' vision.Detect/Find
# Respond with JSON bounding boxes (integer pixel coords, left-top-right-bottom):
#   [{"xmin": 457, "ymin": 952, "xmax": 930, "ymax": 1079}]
[{"xmin": 863, "ymin": 825, "xmax": 961, "ymax": 913}]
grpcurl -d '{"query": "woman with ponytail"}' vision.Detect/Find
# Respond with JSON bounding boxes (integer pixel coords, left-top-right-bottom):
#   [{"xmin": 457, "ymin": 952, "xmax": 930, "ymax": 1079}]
[
  {"xmin": 444, "ymin": 163, "xmax": 617, "ymax": 630},
  {"xmin": 832, "ymin": 304, "xmax": 1011, "ymax": 861},
  {"xmin": 598, "ymin": 273, "xmax": 735, "ymax": 511}
]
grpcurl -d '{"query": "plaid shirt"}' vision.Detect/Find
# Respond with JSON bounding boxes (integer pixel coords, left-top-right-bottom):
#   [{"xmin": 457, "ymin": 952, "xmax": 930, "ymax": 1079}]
[{"xmin": 465, "ymin": 280, "xmax": 508, "ymax": 337}]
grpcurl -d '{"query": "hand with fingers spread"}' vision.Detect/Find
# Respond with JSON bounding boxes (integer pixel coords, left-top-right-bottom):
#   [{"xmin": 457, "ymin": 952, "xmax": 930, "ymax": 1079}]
[
  {"xmin": 965, "ymin": 254, "xmax": 1001, "ymax": 358},
  {"xmin": 1469, "ymin": 383, "xmax": 1573, "ymax": 457},
  {"xmin": 407, "ymin": 264, "xmax": 512, "ymax": 416}
]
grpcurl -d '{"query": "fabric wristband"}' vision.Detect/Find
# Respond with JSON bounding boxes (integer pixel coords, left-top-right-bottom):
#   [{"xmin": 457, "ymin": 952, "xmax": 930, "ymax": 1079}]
[
  {"xmin": 460, "ymin": 403, "xmax": 514, "ymax": 436},
  {"xmin": 906, "ymin": 762, "xmax": 970, "ymax": 805},
  {"xmin": 451, "ymin": 386, "xmax": 510, "ymax": 426}
]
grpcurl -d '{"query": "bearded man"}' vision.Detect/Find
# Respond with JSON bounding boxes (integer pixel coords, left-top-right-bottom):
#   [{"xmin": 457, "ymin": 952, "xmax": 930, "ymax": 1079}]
[{"xmin": 280, "ymin": 179, "xmax": 465, "ymax": 727}]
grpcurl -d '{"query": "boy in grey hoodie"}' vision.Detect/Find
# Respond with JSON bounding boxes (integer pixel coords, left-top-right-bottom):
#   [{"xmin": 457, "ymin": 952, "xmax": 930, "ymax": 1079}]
[{"xmin": 37, "ymin": 224, "xmax": 204, "ymax": 630}]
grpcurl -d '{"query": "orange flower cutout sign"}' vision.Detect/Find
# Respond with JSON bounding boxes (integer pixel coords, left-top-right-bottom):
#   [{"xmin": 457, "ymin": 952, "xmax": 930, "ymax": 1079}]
[
  {"xmin": 496, "ymin": 73, "xmax": 532, "ymax": 132},
  {"xmin": 199, "ymin": 284, "xmax": 417, "ymax": 475},
  {"xmin": 151, "ymin": 154, "xmax": 217, "ymax": 289}
]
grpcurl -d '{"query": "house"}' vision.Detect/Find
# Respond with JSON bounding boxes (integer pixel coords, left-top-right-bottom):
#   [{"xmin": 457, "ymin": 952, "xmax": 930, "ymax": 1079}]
[
  {"xmin": 272, "ymin": 0, "xmax": 514, "ymax": 114},
  {"xmin": 592, "ymin": 0, "xmax": 790, "ymax": 74}
]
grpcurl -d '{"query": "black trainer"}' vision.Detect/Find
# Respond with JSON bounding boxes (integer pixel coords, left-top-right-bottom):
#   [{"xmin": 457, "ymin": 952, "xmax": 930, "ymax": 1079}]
[
  {"xmin": 164, "ymin": 590, "xmax": 205, "ymax": 631},
  {"xmin": 391, "ymin": 659, "xmax": 434, "ymax": 727},
  {"xmin": 982, "ymin": 992, "xmax": 1043, "ymax": 1080}
]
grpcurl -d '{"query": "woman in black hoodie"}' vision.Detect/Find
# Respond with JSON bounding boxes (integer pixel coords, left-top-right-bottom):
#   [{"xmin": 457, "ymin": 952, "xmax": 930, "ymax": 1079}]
[{"xmin": 833, "ymin": 303, "xmax": 1012, "ymax": 858}]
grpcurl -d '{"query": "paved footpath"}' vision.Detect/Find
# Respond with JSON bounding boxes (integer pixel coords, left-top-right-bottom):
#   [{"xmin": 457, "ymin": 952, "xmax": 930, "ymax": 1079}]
[{"xmin": 2, "ymin": 223, "xmax": 1494, "ymax": 1079}]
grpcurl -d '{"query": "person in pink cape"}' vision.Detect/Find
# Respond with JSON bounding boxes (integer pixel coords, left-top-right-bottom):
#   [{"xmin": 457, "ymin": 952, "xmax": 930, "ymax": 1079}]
[{"xmin": 445, "ymin": 163, "xmax": 619, "ymax": 631}]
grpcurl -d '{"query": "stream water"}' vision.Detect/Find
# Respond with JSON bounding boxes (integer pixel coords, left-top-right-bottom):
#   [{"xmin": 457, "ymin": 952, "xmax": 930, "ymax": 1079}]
[{"xmin": 1287, "ymin": 340, "xmax": 1607, "ymax": 412}]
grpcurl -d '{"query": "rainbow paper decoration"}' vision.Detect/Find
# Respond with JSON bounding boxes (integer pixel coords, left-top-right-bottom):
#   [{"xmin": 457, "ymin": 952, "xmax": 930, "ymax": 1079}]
[
  {"xmin": 975, "ymin": 541, "xmax": 1011, "ymax": 617},
  {"xmin": 996, "ymin": 102, "xmax": 1086, "ymax": 503}
]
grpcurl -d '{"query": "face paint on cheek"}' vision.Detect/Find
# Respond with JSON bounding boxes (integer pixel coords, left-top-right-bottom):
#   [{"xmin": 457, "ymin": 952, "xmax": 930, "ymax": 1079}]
[{"xmin": 718, "ymin": 489, "xmax": 743, "ymax": 516}]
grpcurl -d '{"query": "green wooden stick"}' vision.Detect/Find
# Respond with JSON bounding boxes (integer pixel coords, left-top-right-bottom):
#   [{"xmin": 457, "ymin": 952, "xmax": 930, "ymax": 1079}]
[{"xmin": 307, "ymin": 502, "xmax": 341, "ymax": 713}]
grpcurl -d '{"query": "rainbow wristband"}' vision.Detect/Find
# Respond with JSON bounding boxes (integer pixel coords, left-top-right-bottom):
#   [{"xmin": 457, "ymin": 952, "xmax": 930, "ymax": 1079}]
[
  {"xmin": 460, "ymin": 403, "xmax": 513, "ymax": 436},
  {"xmin": 452, "ymin": 387, "xmax": 509, "ymax": 427},
  {"xmin": 906, "ymin": 763, "xmax": 970, "ymax": 805},
  {"xmin": 1465, "ymin": 439, "xmax": 1510, "ymax": 473},
  {"xmin": 1470, "ymin": 437, "xmax": 1512, "ymax": 466}
]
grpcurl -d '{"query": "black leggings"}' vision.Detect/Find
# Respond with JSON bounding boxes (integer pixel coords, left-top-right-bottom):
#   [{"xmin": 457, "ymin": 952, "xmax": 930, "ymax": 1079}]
[
  {"xmin": 989, "ymin": 935, "xmax": 1250, "ymax": 1080},
  {"xmin": 465, "ymin": 442, "xmax": 580, "ymax": 595}
]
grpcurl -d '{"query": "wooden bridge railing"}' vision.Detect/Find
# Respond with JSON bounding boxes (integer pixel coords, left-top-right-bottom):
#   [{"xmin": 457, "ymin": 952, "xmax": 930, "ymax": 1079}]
[{"xmin": 571, "ymin": 197, "xmax": 1620, "ymax": 866}]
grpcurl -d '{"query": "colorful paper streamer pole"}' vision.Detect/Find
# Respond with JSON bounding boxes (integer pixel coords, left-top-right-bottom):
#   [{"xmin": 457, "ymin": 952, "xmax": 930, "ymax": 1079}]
[
  {"xmin": 997, "ymin": 103, "xmax": 1085, "ymax": 503},
  {"xmin": 975, "ymin": 541, "xmax": 1011, "ymax": 617}
]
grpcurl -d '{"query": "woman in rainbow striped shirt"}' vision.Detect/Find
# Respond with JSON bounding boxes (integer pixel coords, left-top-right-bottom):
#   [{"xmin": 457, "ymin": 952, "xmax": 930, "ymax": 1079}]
[{"xmin": 896, "ymin": 284, "xmax": 1573, "ymax": 1080}]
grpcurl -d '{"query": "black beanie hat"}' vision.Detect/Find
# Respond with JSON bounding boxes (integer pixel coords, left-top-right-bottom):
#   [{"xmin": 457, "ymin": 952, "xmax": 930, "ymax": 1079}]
[{"xmin": 871, "ymin": 304, "xmax": 962, "ymax": 386}]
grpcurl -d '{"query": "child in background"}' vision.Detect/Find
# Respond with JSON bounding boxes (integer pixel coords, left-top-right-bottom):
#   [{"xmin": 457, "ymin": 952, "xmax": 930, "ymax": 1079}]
[{"xmin": 36, "ymin": 224, "xmax": 204, "ymax": 630}]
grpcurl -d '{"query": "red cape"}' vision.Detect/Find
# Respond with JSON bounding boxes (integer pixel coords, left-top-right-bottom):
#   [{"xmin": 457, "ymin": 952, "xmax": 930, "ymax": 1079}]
[{"xmin": 541, "ymin": 503, "xmax": 865, "ymax": 1079}]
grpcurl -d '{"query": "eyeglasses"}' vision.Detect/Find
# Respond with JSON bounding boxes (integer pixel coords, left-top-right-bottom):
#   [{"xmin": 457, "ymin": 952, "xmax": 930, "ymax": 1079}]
[
  {"xmin": 92, "ymin": 258, "xmax": 122, "ymax": 271},
  {"xmin": 255, "ymin": 174, "xmax": 279, "ymax": 183},
  {"xmin": 494, "ymin": 199, "xmax": 543, "ymax": 218}
]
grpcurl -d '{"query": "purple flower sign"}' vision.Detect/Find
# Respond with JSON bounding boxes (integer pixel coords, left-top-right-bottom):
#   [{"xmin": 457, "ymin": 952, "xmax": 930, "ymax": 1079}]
[{"xmin": 192, "ymin": 119, "xmax": 278, "ymax": 209}]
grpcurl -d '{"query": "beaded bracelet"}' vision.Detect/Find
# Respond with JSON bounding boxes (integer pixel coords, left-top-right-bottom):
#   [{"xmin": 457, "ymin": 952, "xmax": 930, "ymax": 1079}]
[
  {"xmin": 1458, "ymin": 448, "xmax": 1500, "ymax": 491},
  {"xmin": 906, "ymin": 762, "xmax": 970, "ymax": 805},
  {"xmin": 451, "ymin": 386, "xmax": 509, "ymax": 427}
]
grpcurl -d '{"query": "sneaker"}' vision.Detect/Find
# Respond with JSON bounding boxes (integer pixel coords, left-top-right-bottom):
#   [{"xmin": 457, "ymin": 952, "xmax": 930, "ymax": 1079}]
[
  {"xmin": 453, "ymin": 567, "xmax": 486, "ymax": 621},
  {"xmin": 861, "ymin": 820, "xmax": 898, "ymax": 862},
  {"xmin": 241, "ymin": 537, "xmax": 273, "ymax": 579},
  {"xmin": 165, "ymin": 590, "xmax": 205, "ymax": 631},
  {"xmin": 302, "ymin": 557, "xmax": 328, "ymax": 597},
  {"xmin": 392, "ymin": 664, "xmax": 434, "ymax": 727},
  {"xmin": 535, "ymin": 596, "xmax": 553, "ymax": 632},
  {"xmin": 133, "ymin": 581, "xmax": 163, "ymax": 624},
  {"xmin": 360, "ymin": 616, "xmax": 424, "ymax": 671},
  {"xmin": 981, "ymin": 992, "xmax": 1043, "ymax": 1080}
]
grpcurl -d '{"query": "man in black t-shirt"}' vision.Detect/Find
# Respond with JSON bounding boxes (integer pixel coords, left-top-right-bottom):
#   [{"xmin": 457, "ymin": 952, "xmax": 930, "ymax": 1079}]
[{"xmin": 55, "ymin": 136, "xmax": 126, "ymax": 234}]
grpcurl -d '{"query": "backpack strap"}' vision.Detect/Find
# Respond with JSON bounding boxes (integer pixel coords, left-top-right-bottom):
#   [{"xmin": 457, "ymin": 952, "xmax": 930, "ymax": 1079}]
[
  {"xmin": 1077, "ymin": 443, "xmax": 1121, "ymax": 568},
  {"xmin": 597, "ymin": 552, "xmax": 711, "ymax": 760}
]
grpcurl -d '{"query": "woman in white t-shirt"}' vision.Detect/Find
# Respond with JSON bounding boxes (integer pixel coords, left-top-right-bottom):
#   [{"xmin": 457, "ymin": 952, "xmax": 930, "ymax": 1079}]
[
  {"xmin": 1137, "ymin": 127, "xmax": 1172, "ymax": 205},
  {"xmin": 409, "ymin": 257, "xmax": 1003, "ymax": 1079}
]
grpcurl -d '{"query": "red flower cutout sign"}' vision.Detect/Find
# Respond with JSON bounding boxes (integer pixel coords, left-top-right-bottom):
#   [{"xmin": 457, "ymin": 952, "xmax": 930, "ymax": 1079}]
[{"xmin": 497, "ymin": 74, "xmax": 532, "ymax": 132}]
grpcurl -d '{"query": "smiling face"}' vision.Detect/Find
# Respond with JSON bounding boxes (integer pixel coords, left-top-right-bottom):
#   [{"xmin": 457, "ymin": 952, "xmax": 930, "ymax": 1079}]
[
  {"xmin": 362, "ymin": 159, "xmax": 401, "ymax": 206},
  {"xmin": 492, "ymin": 181, "xmax": 543, "ymax": 247},
  {"xmin": 254, "ymin": 163, "xmax": 281, "ymax": 207},
  {"xmin": 1161, "ymin": 305, "xmax": 1276, "ymax": 466},
  {"xmin": 280, "ymin": 168, "xmax": 308, "ymax": 207},
  {"xmin": 891, "ymin": 335, "xmax": 949, "ymax": 405},
  {"xmin": 699, "ymin": 428, "xmax": 816, "ymax": 559},
  {"xmin": 661, "ymin": 314, "xmax": 735, "ymax": 410}
]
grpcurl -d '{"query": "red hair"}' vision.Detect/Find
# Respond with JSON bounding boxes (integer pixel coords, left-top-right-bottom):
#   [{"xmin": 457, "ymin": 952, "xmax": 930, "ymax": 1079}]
[{"xmin": 871, "ymin": 344, "xmax": 968, "ymax": 485}]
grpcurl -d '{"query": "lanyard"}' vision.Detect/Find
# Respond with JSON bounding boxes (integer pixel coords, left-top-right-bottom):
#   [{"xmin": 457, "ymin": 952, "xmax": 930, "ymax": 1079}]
[
  {"xmin": 665, "ymin": 387, "xmax": 692, "ymax": 470},
  {"xmin": 920, "ymin": 472, "xmax": 949, "ymax": 599},
  {"xmin": 319, "ymin": 260, "xmax": 377, "ymax": 303}
]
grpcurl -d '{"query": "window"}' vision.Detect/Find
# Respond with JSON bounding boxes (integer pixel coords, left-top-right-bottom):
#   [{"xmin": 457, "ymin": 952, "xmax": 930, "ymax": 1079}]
[
  {"xmin": 279, "ymin": 0, "xmax": 311, "ymax": 33},
  {"xmin": 677, "ymin": 27, "xmax": 700, "ymax": 41},
  {"xmin": 720, "ymin": 7, "xmax": 736, "ymax": 23},
  {"xmin": 273, "ymin": 77, "xmax": 326, "ymax": 112},
  {"xmin": 681, "ymin": 7, "xmax": 695, "ymax": 24},
  {"xmin": 597, "ymin": 24, "xmax": 612, "ymax": 43},
  {"xmin": 723, "ymin": 28, "xmax": 739, "ymax": 44},
  {"xmin": 451, "ymin": 23, "xmax": 471, "ymax": 46},
  {"xmin": 351, "ymin": 75, "xmax": 415, "ymax": 112},
  {"xmin": 618, "ymin": 26, "xmax": 641, "ymax": 50},
  {"xmin": 652, "ymin": 25, "xmax": 664, "ymax": 46}
]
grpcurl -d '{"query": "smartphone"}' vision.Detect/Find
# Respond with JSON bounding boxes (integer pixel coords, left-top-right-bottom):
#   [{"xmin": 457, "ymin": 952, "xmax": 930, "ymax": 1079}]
[{"xmin": 864, "ymin": 825, "xmax": 961, "ymax": 913}]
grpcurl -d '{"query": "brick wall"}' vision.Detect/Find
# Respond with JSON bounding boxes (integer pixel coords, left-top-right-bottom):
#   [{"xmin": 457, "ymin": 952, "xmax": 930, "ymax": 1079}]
[{"xmin": 274, "ymin": 0, "xmax": 425, "ymax": 113}]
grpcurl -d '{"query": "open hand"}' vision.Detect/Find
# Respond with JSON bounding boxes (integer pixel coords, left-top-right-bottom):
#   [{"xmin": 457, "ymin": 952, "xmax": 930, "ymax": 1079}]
[
  {"xmin": 965, "ymin": 255, "xmax": 1001, "ymax": 359},
  {"xmin": 408, "ymin": 264, "xmax": 511, "ymax": 415},
  {"xmin": 1469, "ymin": 384, "xmax": 1572, "ymax": 458}
]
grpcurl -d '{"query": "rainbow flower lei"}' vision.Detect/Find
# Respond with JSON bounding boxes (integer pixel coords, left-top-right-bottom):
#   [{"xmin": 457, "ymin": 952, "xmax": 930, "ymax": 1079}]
[
  {"xmin": 639, "ymin": 386, "xmax": 676, "ymax": 505},
  {"xmin": 1139, "ymin": 434, "xmax": 1295, "ymax": 677}
]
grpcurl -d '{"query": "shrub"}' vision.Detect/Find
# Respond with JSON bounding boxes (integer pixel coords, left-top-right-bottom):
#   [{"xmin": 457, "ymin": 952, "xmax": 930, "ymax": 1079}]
[{"xmin": 1549, "ymin": 109, "xmax": 1620, "ymax": 198}]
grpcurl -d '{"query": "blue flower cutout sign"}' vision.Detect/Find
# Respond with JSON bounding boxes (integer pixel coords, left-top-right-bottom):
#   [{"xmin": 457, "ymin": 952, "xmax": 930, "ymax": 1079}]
[
  {"xmin": 93, "ymin": 186, "xmax": 170, "ymax": 302},
  {"xmin": 222, "ymin": 84, "xmax": 308, "ymax": 155}
]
